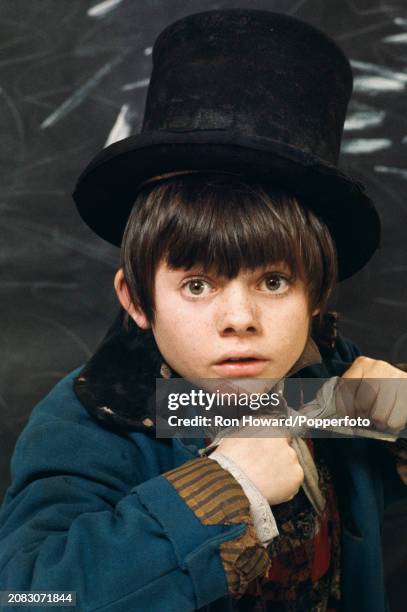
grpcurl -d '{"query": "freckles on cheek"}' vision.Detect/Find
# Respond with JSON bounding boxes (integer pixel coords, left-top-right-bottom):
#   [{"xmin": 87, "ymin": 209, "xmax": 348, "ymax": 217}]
[
  {"xmin": 168, "ymin": 309, "xmax": 191, "ymax": 332},
  {"xmin": 157, "ymin": 307, "xmax": 195, "ymax": 346}
]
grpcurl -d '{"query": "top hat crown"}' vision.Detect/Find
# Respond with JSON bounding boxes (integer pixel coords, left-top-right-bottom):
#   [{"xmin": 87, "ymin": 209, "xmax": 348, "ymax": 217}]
[
  {"xmin": 73, "ymin": 9, "xmax": 381, "ymax": 280},
  {"xmin": 145, "ymin": 9, "xmax": 352, "ymax": 164}
]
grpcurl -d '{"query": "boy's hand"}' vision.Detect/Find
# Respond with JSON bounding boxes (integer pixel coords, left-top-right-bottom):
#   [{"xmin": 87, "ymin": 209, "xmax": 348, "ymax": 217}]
[
  {"xmin": 336, "ymin": 356, "xmax": 407, "ymax": 434},
  {"xmin": 216, "ymin": 434, "xmax": 304, "ymax": 506}
]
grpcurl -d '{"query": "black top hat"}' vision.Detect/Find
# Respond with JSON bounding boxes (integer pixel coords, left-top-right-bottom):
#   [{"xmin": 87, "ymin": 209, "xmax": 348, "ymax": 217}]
[{"xmin": 73, "ymin": 9, "xmax": 381, "ymax": 280}]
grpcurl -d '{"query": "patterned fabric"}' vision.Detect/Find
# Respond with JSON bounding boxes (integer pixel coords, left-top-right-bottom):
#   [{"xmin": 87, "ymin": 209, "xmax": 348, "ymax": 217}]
[
  {"xmin": 232, "ymin": 439, "xmax": 341, "ymax": 612},
  {"xmin": 163, "ymin": 456, "xmax": 271, "ymax": 597}
]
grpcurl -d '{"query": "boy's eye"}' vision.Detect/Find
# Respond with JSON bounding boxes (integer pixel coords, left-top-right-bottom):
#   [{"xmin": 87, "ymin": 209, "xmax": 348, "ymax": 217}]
[
  {"xmin": 260, "ymin": 274, "xmax": 290, "ymax": 294},
  {"xmin": 182, "ymin": 278, "xmax": 212, "ymax": 297}
]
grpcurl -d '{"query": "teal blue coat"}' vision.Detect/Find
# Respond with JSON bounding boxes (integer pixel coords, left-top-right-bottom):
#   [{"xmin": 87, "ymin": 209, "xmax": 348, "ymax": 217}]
[{"xmin": 0, "ymin": 317, "xmax": 405, "ymax": 611}]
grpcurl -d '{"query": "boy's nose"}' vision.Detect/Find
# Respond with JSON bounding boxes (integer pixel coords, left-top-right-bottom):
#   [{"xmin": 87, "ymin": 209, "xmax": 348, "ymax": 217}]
[{"xmin": 216, "ymin": 287, "xmax": 260, "ymax": 336}]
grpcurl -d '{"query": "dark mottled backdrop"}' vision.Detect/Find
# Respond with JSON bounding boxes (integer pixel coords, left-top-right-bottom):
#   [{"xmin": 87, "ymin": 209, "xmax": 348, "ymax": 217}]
[{"xmin": 1, "ymin": 0, "xmax": 406, "ymax": 608}]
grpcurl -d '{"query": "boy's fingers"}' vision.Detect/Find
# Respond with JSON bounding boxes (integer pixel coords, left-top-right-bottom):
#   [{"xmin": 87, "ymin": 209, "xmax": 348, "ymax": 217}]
[
  {"xmin": 337, "ymin": 378, "xmax": 382, "ymax": 419},
  {"xmin": 369, "ymin": 385, "xmax": 396, "ymax": 430},
  {"xmin": 373, "ymin": 382, "xmax": 407, "ymax": 434},
  {"xmin": 354, "ymin": 378, "xmax": 381, "ymax": 418},
  {"xmin": 336, "ymin": 377, "xmax": 407, "ymax": 435}
]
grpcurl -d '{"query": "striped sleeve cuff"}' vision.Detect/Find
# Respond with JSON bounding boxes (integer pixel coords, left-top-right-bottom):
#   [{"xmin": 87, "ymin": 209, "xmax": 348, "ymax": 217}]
[{"xmin": 163, "ymin": 457, "xmax": 271, "ymax": 598}]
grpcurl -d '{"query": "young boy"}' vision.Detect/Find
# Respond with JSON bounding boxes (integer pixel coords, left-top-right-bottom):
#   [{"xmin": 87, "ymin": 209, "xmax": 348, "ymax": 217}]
[{"xmin": 0, "ymin": 9, "xmax": 406, "ymax": 612}]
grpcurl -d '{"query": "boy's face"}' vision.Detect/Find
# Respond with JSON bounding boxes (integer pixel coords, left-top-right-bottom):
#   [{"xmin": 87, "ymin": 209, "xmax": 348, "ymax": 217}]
[{"xmin": 115, "ymin": 260, "xmax": 319, "ymax": 381}]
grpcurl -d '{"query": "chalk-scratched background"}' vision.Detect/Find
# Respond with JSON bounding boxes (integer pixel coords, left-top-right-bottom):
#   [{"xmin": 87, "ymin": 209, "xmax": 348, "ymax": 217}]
[{"xmin": 1, "ymin": 0, "xmax": 406, "ymax": 608}]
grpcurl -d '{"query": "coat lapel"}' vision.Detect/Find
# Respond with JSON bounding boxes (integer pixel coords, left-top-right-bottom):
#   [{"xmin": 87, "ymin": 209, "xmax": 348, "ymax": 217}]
[{"xmin": 73, "ymin": 310, "xmax": 162, "ymax": 433}]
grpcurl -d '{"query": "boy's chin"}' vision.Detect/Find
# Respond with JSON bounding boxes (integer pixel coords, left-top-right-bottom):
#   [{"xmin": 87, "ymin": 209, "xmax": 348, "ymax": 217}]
[{"xmin": 190, "ymin": 376, "xmax": 280, "ymax": 399}]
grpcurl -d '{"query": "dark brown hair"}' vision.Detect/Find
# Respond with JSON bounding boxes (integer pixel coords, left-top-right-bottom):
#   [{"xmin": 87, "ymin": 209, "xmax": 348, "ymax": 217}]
[{"xmin": 120, "ymin": 173, "xmax": 338, "ymax": 348}]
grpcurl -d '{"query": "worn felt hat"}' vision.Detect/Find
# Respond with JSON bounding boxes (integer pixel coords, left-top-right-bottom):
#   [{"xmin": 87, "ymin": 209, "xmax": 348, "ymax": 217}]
[{"xmin": 73, "ymin": 9, "xmax": 381, "ymax": 280}]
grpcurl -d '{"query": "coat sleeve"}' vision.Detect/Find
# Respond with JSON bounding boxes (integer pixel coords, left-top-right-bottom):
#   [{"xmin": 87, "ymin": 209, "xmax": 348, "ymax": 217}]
[
  {"xmin": 333, "ymin": 336, "xmax": 407, "ymax": 505},
  {"xmin": 343, "ymin": 340, "xmax": 407, "ymax": 494},
  {"xmin": 0, "ymin": 378, "xmax": 270, "ymax": 612},
  {"xmin": 380, "ymin": 362, "xmax": 407, "ymax": 490}
]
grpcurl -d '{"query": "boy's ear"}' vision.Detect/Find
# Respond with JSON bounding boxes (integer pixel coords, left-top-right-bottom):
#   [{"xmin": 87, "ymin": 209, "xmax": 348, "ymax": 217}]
[
  {"xmin": 312, "ymin": 307, "xmax": 320, "ymax": 317},
  {"xmin": 114, "ymin": 268, "xmax": 150, "ymax": 330}
]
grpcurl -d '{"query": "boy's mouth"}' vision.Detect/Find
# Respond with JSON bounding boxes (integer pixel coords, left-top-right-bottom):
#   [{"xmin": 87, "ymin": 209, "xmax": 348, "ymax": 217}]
[
  {"xmin": 215, "ymin": 351, "xmax": 268, "ymax": 363},
  {"xmin": 221, "ymin": 357, "xmax": 258, "ymax": 363},
  {"xmin": 213, "ymin": 353, "xmax": 269, "ymax": 377}
]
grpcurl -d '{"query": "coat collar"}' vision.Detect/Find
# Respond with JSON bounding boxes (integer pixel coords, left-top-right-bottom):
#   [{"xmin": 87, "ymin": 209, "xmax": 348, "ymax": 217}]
[{"xmin": 73, "ymin": 309, "xmax": 324, "ymax": 435}]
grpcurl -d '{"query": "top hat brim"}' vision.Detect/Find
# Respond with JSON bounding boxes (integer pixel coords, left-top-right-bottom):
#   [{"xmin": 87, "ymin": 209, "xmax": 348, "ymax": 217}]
[{"xmin": 73, "ymin": 130, "xmax": 381, "ymax": 281}]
